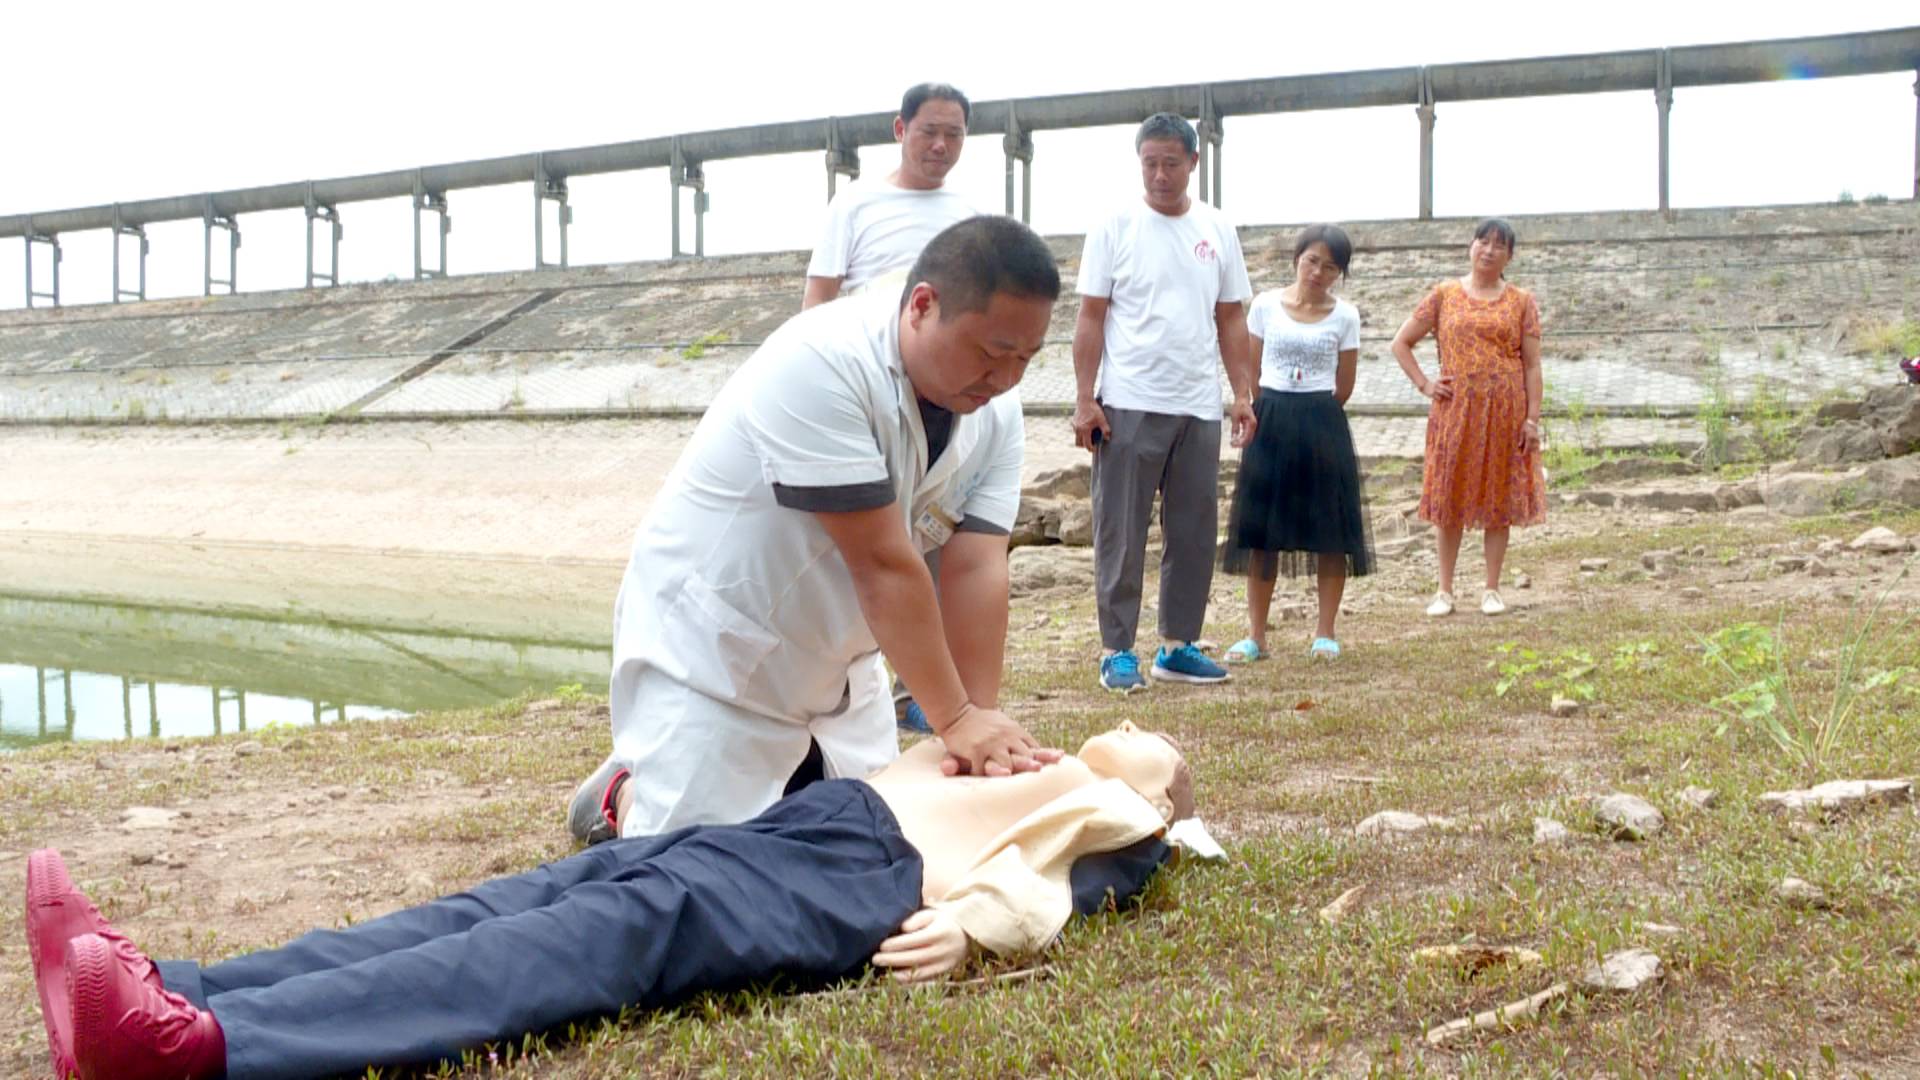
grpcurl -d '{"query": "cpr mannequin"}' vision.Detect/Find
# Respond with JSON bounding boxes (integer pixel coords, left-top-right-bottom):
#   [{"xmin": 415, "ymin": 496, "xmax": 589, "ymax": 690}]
[{"xmin": 28, "ymin": 723, "xmax": 1191, "ymax": 1080}]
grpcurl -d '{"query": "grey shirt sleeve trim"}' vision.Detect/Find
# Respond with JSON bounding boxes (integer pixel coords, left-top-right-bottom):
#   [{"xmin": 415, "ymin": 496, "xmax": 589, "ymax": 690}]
[
  {"xmin": 955, "ymin": 514, "xmax": 1011, "ymax": 537},
  {"xmin": 772, "ymin": 479, "xmax": 897, "ymax": 513}
]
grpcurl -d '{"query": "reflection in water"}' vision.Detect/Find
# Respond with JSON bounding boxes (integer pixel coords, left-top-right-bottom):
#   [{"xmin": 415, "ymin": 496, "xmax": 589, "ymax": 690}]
[
  {"xmin": 0, "ymin": 594, "xmax": 609, "ymax": 749},
  {"xmin": 0, "ymin": 664, "xmax": 405, "ymax": 746}
]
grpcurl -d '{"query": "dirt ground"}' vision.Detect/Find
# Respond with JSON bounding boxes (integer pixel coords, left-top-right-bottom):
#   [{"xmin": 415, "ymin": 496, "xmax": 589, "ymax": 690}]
[{"xmin": 4, "ymin": 460, "xmax": 1917, "ymax": 1076}]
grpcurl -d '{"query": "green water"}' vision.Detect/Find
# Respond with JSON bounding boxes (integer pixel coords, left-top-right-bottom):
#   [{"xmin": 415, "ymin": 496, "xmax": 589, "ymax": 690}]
[{"xmin": 0, "ymin": 593, "xmax": 608, "ymax": 749}]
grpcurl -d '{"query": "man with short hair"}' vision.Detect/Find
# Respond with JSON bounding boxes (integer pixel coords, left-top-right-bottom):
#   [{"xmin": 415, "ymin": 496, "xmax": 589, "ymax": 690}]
[
  {"xmin": 568, "ymin": 215, "xmax": 1063, "ymax": 844},
  {"xmin": 1071, "ymin": 112, "xmax": 1256, "ymax": 694},
  {"xmin": 802, "ymin": 83, "xmax": 977, "ymax": 309}
]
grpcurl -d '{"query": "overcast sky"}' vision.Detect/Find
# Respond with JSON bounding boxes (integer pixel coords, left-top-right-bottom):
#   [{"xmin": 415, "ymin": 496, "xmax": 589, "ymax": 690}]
[{"xmin": 3, "ymin": 1, "xmax": 1914, "ymax": 308}]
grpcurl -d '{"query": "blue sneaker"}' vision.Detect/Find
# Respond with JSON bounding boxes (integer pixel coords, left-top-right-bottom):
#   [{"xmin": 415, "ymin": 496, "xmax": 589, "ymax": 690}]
[
  {"xmin": 1099, "ymin": 651, "xmax": 1149, "ymax": 693},
  {"xmin": 1152, "ymin": 642, "xmax": 1229, "ymax": 684},
  {"xmin": 898, "ymin": 699, "xmax": 934, "ymax": 734}
]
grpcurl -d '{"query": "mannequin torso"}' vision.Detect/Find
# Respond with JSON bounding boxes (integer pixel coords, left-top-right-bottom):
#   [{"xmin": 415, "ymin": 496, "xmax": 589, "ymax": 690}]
[{"xmin": 865, "ymin": 739, "xmax": 1100, "ymax": 899}]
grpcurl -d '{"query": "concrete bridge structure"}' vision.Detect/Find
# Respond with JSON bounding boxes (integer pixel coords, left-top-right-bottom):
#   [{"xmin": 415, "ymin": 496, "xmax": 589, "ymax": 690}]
[{"xmin": 4, "ymin": 27, "xmax": 1917, "ymax": 306}]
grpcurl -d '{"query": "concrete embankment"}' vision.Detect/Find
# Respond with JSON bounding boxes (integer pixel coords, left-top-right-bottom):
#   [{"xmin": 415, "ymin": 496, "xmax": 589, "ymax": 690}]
[{"xmin": 3, "ymin": 201, "xmax": 1913, "ymax": 633}]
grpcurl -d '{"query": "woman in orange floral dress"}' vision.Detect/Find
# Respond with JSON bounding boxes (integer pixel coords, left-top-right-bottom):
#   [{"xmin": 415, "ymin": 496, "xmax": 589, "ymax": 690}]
[{"xmin": 1389, "ymin": 218, "xmax": 1544, "ymax": 618}]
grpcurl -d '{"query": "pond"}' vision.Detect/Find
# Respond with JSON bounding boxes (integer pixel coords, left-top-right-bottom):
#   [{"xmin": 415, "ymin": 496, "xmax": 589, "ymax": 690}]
[{"xmin": 0, "ymin": 592, "xmax": 609, "ymax": 749}]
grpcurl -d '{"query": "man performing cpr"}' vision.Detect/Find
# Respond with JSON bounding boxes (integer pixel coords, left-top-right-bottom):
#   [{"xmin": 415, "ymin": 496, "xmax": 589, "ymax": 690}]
[{"xmin": 569, "ymin": 215, "xmax": 1063, "ymax": 842}]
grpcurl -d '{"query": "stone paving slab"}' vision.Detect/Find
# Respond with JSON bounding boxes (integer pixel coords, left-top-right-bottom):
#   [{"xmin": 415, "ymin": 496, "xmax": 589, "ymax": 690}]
[{"xmin": 0, "ymin": 357, "xmax": 417, "ymax": 422}]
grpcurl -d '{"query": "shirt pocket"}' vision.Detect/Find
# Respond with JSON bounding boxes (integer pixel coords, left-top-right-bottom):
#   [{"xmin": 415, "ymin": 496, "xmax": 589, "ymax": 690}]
[{"xmin": 662, "ymin": 574, "xmax": 781, "ymax": 701}]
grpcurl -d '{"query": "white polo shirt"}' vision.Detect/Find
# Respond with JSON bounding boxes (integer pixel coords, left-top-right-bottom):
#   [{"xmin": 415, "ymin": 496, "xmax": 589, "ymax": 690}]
[
  {"xmin": 807, "ymin": 180, "xmax": 978, "ymax": 294},
  {"xmin": 1077, "ymin": 199, "xmax": 1252, "ymax": 420},
  {"xmin": 611, "ymin": 290, "xmax": 1024, "ymax": 726}
]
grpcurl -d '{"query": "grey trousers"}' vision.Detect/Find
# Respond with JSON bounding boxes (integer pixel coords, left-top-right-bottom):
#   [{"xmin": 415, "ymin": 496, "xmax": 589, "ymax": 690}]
[{"xmin": 1091, "ymin": 405, "xmax": 1222, "ymax": 651}]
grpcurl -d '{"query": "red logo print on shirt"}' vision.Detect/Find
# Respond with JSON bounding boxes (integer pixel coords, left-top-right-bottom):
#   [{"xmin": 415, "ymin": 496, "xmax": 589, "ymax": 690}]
[{"xmin": 1194, "ymin": 240, "xmax": 1216, "ymax": 262}]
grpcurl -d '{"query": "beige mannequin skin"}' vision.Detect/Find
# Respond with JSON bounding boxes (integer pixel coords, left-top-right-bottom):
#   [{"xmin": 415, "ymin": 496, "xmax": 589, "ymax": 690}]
[{"xmin": 615, "ymin": 721, "xmax": 1186, "ymax": 981}]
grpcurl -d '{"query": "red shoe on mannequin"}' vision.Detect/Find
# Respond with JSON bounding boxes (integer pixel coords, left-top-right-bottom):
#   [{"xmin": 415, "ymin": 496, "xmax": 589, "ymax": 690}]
[
  {"xmin": 66, "ymin": 933, "xmax": 226, "ymax": 1080},
  {"xmin": 25, "ymin": 849, "xmax": 164, "ymax": 1080}
]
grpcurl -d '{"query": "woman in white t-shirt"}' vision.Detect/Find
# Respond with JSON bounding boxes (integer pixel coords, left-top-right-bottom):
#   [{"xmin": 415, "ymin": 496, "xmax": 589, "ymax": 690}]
[{"xmin": 1220, "ymin": 224, "xmax": 1375, "ymax": 662}]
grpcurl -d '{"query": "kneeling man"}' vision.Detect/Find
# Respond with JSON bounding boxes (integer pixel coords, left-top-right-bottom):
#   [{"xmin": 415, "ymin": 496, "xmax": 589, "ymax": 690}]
[{"xmin": 572, "ymin": 216, "xmax": 1064, "ymax": 844}]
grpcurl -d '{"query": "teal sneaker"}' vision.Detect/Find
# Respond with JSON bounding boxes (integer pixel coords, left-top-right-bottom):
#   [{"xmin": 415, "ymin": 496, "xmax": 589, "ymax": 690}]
[
  {"xmin": 1151, "ymin": 643, "xmax": 1229, "ymax": 684},
  {"xmin": 898, "ymin": 700, "xmax": 934, "ymax": 734},
  {"xmin": 1099, "ymin": 651, "xmax": 1149, "ymax": 693}
]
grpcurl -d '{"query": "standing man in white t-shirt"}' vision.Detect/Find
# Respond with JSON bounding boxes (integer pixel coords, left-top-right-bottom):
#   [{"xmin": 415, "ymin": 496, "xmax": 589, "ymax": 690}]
[
  {"xmin": 803, "ymin": 83, "xmax": 978, "ymax": 309},
  {"xmin": 1071, "ymin": 112, "xmax": 1256, "ymax": 694}
]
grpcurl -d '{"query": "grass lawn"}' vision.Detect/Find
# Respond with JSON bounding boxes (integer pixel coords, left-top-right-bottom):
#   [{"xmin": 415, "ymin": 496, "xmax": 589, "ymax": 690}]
[{"xmin": 3, "ymin": 507, "xmax": 1917, "ymax": 1078}]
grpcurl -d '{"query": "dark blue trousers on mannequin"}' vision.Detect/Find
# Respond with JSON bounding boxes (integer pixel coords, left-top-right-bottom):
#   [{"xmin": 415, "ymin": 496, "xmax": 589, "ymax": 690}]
[{"xmin": 156, "ymin": 780, "xmax": 923, "ymax": 1080}]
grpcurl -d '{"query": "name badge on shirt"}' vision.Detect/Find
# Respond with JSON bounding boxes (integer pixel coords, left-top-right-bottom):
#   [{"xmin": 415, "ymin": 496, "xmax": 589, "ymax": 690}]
[{"xmin": 916, "ymin": 505, "xmax": 958, "ymax": 548}]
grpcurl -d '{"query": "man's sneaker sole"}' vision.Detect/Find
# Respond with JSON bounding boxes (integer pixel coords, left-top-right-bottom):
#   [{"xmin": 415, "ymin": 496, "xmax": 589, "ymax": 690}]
[
  {"xmin": 1100, "ymin": 677, "xmax": 1149, "ymax": 694},
  {"xmin": 566, "ymin": 755, "xmax": 624, "ymax": 846},
  {"xmin": 1149, "ymin": 664, "xmax": 1228, "ymax": 685}
]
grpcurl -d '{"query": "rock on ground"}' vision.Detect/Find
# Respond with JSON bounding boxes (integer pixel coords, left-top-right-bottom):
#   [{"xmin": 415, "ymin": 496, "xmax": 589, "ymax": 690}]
[
  {"xmin": 1679, "ymin": 786, "xmax": 1718, "ymax": 810},
  {"xmin": 1593, "ymin": 793, "xmax": 1664, "ymax": 840},
  {"xmin": 1318, "ymin": 885, "xmax": 1366, "ymax": 924},
  {"xmin": 1758, "ymin": 778, "xmax": 1912, "ymax": 816},
  {"xmin": 1356, "ymin": 810, "xmax": 1457, "ymax": 837},
  {"xmin": 120, "ymin": 807, "xmax": 181, "ymax": 832},
  {"xmin": 1008, "ymin": 546, "xmax": 1096, "ymax": 596},
  {"xmin": 1766, "ymin": 470, "xmax": 1866, "ymax": 517},
  {"xmin": 1775, "ymin": 877, "xmax": 1832, "ymax": 909},
  {"xmin": 1849, "ymin": 526, "xmax": 1915, "ymax": 554},
  {"xmin": 1579, "ymin": 947, "xmax": 1664, "ymax": 992},
  {"xmin": 1056, "ymin": 504, "xmax": 1093, "ymax": 547},
  {"xmin": 1025, "ymin": 463, "xmax": 1091, "ymax": 501},
  {"xmin": 1795, "ymin": 421, "xmax": 1886, "ymax": 466},
  {"xmin": 1863, "ymin": 384, "xmax": 1920, "ymax": 457},
  {"xmin": 1862, "ymin": 455, "xmax": 1920, "ymax": 507}
]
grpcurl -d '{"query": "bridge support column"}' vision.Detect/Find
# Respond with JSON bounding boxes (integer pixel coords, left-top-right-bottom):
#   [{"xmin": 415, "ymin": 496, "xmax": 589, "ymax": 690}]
[
  {"xmin": 1656, "ymin": 50, "xmax": 1674, "ymax": 219},
  {"xmin": 1417, "ymin": 67, "xmax": 1436, "ymax": 220},
  {"xmin": 825, "ymin": 119, "xmax": 860, "ymax": 199},
  {"xmin": 25, "ymin": 222, "xmax": 61, "ymax": 309},
  {"xmin": 305, "ymin": 184, "xmax": 341, "ymax": 289},
  {"xmin": 535, "ymin": 154, "xmax": 571, "ymax": 271},
  {"xmin": 203, "ymin": 199, "xmax": 240, "ymax": 296},
  {"xmin": 1196, "ymin": 88, "xmax": 1222, "ymax": 208},
  {"xmin": 670, "ymin": 139, "xmax": 706, "ymax": 259},
  {"xmin": 112, "ymin": 205, "xmax": 148, "ymax": 303},
  {"xmin": 1003, "ymin": 109, "xmax": 1033, "ymax": 223},
  {"xmin": 413, "ymin": 172, "xmax": 450, "ymax": 281}
]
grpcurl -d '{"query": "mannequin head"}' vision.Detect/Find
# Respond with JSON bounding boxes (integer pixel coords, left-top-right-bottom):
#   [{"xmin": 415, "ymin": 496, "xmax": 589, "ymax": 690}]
[{"xmin": 1078, "ymin": 721, "xmax": 1194, "ymax": 823}]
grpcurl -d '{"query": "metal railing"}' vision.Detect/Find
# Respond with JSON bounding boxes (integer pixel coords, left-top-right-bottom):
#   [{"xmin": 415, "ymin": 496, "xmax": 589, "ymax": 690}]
[{"xmin": 4, "ymin": 26, "xmax": 1916, "ymax": 308}]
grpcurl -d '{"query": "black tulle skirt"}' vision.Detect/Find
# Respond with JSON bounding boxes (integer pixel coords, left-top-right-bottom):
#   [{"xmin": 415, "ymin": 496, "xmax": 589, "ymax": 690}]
[{"xmin": 1220, "ymin": 389, "xmax": 1375, "ymax": 580}]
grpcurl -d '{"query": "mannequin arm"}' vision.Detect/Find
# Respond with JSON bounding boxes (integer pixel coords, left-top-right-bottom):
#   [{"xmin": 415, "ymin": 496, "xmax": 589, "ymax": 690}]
[{"xmin": 870, "ymin": 908, "xmax": 971, "ymax": 982}]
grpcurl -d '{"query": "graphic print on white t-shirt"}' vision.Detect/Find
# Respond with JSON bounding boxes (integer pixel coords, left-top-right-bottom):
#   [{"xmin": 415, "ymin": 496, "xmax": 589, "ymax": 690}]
[
  {"xmin": 1076, "ymin": 200, "xmax": 1252, "ymax": 421},
  {"xmin": 1248, "ymin": 293, "xmax": 1361, "ymax": 394}
]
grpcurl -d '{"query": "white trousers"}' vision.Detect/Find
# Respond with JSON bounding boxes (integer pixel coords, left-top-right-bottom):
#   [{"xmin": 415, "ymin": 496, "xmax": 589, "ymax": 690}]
[{"xmin": 608, "ymin": 653, "xmax": 896, "ymax": 838}]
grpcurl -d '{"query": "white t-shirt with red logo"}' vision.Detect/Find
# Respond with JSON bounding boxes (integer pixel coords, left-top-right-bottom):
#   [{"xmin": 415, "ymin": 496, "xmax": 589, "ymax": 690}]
[{"xmin": 1076, "ymin": 198, "xmax": 1252, "ymax": 421}]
